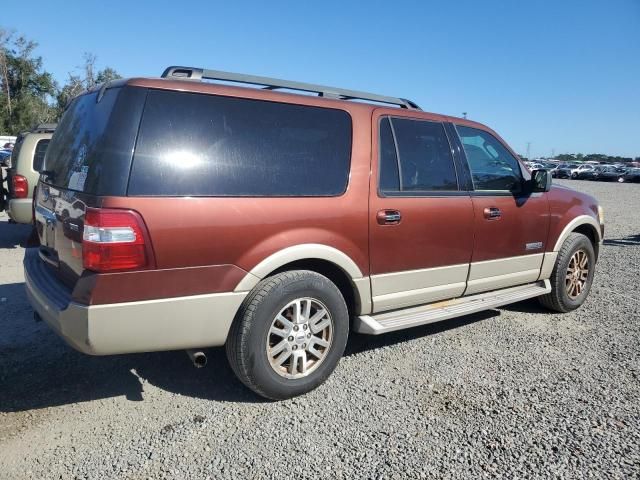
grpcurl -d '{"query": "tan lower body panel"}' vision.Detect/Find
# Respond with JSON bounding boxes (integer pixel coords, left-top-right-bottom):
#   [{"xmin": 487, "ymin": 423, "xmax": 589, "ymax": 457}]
[
  {"xmin": 538, "ymin": 252, "xmax": 558, "ymax": 280},
  {"xmin": 371, "ymin": 264, "xmax": 469, "ymax": 312},
  {"xmin": 7, "ymin": 198, "xmax": 33, "ymax": 224},
  {"xmin": 27, "ymin": 278, "xmax": 247, "ymax": 355},
  {"xmin": 465, "ymin": 254, "xmax": 544, "ymax": 295}
]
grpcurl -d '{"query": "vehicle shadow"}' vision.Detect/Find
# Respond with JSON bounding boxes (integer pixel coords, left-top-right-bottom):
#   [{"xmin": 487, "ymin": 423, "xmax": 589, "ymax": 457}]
[
  {"xmin": 499, "ymin": 298, "xmax": 552, "ymax": 314},
  {"xmin": 603, "ymin": 234, "xmax": 640, "ymax": 247},
  {"xmin": 0, "ymin": 217, "xmax": 32, "ymax": 249},
  {"xmin": 345, "ymin": 309, "xmax": 498, "ymax": 357},
  {"xmin": 0, "ymin": 298, "xmax": 503, "ymax": 411}
]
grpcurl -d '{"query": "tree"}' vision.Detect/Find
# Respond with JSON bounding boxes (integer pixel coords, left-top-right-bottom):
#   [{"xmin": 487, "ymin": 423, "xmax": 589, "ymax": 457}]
[
  {"xmin": 0, "ymin": 28, "xmax": 56, "ymax": 134},
  {"xmin": 55, "ymin": 52, "xmax": 121, "ymax": 116}
]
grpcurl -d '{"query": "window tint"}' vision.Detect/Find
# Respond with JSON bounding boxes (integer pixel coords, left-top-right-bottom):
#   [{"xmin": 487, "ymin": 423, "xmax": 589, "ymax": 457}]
[
  {"xmin": 456, "ymin": 125, "xmax": 522, "ymax": 191},
  {"xmin": 129, "ymin": 90, "xmax": 352, "ymax": 196},
  {"xmin": 379, "ymin": 117, "xmax": 400, "ymax": 191},
  {"xmin": 379, "ymin": 118, "xmax": 457, "ymax": 192},
  {"xmin": 32, "ymin": 139, "xmax": 50, "ymax": 171},
  {"xmin": 44, "ymin": 88, "xmax": 120, "ymax": 192}
]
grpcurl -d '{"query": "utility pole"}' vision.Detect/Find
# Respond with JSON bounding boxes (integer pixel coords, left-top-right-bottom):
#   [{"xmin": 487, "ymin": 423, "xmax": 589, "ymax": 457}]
[
  {"xmin": 462, "ymin": 112, "xmax": 467, "ymax": 119},
  {"xmin": 526, "ymin": 142, "xmax": 531, "ymax": 160}
]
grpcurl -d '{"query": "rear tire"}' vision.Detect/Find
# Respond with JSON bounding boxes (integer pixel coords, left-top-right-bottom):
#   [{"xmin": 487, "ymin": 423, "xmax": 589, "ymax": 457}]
[
  {"xmin": 226, "ymin": 270, "xmax": 349, "ymax": 400},
  {"xmin": 539, "ymin": 232, "xmax": 595, "ymax": 313}
]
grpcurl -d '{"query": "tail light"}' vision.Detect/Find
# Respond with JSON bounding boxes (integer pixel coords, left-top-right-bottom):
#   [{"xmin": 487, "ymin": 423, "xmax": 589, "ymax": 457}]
[
  {"xmin": 82, "ymin": 208, "xmax": 153, "ymax": 272},
  {"xmin": 11, "ymin": 175, "xmax": 28, "ymax": 198}
]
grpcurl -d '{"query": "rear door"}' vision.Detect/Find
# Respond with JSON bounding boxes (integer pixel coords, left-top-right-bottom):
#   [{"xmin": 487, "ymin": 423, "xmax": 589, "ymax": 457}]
[
  {"xmin": 369, "ymin": 114, "xmax": 474, "ymax": 312},
  {"xmin": 34, "ymin": 86, "xmax": 146, "ymax": 288},
  {"xmin": 454, "ymin": 124, "xmax": 550, "ymax": 295}
]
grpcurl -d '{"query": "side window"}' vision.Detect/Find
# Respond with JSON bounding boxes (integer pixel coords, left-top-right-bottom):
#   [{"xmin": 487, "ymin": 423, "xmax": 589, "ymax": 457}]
[
  {"xmin": 456, "ymin": 125, "xmax": 522, "ymax": 191},
  {"xmin": 32, "ymin": 139, "xmax": 50, "ymax": 171},
  {"xmin": 379, "ymin": 118, "xmax": 400, "ymax": 191},
  {"xmin": 129, "ymin": 91, "xmax": 352, "ymax": 197},
  {"xmin": 379, "ymin": 117, "xmax": 458, "ymax": 193}
]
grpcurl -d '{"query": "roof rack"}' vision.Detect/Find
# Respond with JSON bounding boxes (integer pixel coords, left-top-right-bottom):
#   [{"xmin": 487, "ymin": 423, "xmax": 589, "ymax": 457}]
[
  {"xmin": 161, "ymin": 66, "xmax": 421, "ymax": 110},
  {"xmin": 31, "ymin": 123, "xmax": 57, "ymax": 133}
]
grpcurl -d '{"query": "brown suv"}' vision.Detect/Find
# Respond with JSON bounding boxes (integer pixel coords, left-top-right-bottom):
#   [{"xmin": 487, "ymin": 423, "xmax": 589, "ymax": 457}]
[{"xmin": 25, "ymin": 66, "xmax": 604, "ymax": 399}]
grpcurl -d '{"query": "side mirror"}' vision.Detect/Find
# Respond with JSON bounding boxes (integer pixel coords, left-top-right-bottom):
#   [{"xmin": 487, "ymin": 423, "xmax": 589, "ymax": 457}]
[{"xmin": 531, "ymin": 169, "xmax": 552, "ymax": 192}]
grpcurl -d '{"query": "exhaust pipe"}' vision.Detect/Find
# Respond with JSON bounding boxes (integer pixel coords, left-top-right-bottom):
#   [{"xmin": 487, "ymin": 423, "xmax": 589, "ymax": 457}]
[{"xmin": 186, "ymin": 349, "xmax": 207, "ymax": 368}]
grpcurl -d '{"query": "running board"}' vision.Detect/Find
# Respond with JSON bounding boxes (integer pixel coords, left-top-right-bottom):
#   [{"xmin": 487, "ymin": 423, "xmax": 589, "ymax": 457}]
[{"xmin": 354, "ymin": 280, "xmax": 551, "ymax": 335}]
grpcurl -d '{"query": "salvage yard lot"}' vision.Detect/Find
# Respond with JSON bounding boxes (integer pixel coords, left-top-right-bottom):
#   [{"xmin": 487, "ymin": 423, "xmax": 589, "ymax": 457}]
[{"xmin": 1, "ymin": 179, "xmax": 638, "ymax": 479}]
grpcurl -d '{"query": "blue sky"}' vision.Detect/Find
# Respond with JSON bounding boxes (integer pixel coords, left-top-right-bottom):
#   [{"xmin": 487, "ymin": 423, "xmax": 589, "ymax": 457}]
[{"xmin": 3, "ymin": 0, "xmax": 639, "ymax": 158}]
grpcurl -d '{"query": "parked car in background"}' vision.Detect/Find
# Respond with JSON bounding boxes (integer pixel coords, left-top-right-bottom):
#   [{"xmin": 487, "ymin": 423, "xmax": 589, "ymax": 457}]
[
  {"xmin": 622, "ymin": 167, "xmax": 640, "ymax": 183},
  {"xmin": 1, "ymin": 124, "xmax": 55, "ymax": 224},
  {"xmin": 525, "ymin": 162, "xmax": 546, "ymax": 171},
  {"xmin": 25, "ymin": 66, "xmax": 603, "ymax": 400},
  {"xmin": 570, "ymin": 164, "xmax": 595, "ymax": 179},
  {"xmin": 0, "ymin": 149, "xmax": 11, "ymax": 167},
  {"xmin": 592, "ymin": 166, "xmax": 627, "ymax": 182},
  {"xmin": 552, "ymin": 163, "xmax": 574, "ymax": 179}
]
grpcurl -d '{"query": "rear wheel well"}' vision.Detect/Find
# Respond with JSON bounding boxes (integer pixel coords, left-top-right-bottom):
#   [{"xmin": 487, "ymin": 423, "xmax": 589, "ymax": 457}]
[
  {"xmin": 269, "ymin": 259, "xmax": 359, "ymax": 320},
  {"xmin": 573, "ymin": 224, "xmax": 599, "ymax": 259}
]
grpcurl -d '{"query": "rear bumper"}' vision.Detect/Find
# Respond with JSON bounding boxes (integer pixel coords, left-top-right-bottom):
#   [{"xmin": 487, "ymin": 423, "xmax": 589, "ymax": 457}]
[
  {"xmin": 7, "ymin": 198, "xmax": 33, "ymax": 224},
  {"xmin": 24, "ymin": 248, "xmax": 247, "ymax": 355}
]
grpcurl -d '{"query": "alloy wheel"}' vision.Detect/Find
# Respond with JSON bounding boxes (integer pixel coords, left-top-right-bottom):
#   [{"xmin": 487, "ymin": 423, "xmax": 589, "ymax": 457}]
[
  {"xmin": 565, "ymin": 249, "xmax": 590, "ymax": 299},
  {"xmin": 266, "ymin": 298, "xmax": 333, "ymax": 379}
]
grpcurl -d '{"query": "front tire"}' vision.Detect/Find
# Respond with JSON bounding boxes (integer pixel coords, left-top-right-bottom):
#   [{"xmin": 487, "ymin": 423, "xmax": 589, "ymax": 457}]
[
  {"xmin": 539, "ymin": 232, "xmax": 596, "ymax": 313},
  {"xmin": 226, "ymin": 270, "xmax": 349, "ymax": 400}
]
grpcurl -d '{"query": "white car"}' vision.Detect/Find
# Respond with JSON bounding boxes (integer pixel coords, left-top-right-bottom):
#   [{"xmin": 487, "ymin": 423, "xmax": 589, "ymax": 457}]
[{"xmin": 570, "ymin": 164, "xmax": 595, "ymax": 178}]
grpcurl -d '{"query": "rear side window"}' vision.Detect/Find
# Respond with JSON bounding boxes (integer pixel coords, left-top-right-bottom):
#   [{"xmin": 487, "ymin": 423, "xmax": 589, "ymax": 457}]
[
  {"xmin": 32, "ymin": 139, "xmax": 50, "ymax": 171},
  {"xmin": 128, "ymin": 90, "xmax": 352, "ymax": 196},
  {"xmin": 456, "ymin": 125, "xmax": 522, "ymax": 191},
  {"xmin": 379, "ymin": 117, "xmax": 458, "ymax": 193}
]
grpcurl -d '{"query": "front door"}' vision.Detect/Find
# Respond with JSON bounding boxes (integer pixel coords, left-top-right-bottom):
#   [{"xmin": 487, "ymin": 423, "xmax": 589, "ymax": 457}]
[
  {"xmin": 454, "ymin": 124, "xmax": 550, "ymax": 295},
  {"xmin": 368, "ymin": 114, "xmax": 474, "ymax": 312}
]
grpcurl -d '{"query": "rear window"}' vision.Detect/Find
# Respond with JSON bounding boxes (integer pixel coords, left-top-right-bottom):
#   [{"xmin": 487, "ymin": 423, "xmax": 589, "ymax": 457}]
[
  {"xmin": 32, "ymin": 139, "xmax": 50, "ymax": 171},
  {"xmin": 43, "ymin": 88, "xmax": 120, "ymax": 192},
  {"xmin": 40, "ymin": 86, "xmax": 146, "ymax": 196},
  {"xmin": 128, "ymin": 90, "xmax": 352, "ymax": 196}
]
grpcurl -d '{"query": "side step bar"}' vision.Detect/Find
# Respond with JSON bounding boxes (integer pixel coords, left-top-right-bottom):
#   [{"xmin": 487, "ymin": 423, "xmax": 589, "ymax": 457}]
[{"xmin": 354, "ymin": 280, "xmax": 551, "ymax": 335}]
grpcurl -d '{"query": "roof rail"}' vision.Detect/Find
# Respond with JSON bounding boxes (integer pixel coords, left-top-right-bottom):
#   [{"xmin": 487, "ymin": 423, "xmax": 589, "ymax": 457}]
[
  {"xmin": 161, "ymin": 66, "xmax": 421, "ymax": 110},
  {"xmin": 31, "ymin": 123, "xmax": 57, "ymax": 133}
]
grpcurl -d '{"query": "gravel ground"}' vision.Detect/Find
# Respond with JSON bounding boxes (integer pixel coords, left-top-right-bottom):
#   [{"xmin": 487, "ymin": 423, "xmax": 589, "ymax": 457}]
[{"xmin": 1, "ymin": 179, "xmax": 639, "ymax": 479}]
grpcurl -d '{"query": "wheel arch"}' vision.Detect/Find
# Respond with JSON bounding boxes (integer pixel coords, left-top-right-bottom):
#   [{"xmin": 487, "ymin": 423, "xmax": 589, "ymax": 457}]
[
  {"xmin": 553, "ymin": 215, "xmax": 602, "ymax": 259},
  {"xmin": 233, "ymin": 244, "xmax": 372, "ymax": 316}
]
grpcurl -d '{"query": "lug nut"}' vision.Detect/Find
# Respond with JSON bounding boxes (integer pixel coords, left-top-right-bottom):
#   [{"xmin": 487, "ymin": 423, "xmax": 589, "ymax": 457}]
[
  {"xmin": 302, "ymin": 343, "xmax": 306, "ymax": 348},
  {"xmin": 293, "ymin": 325, "xmax": 299, "ymax": 331},
  {"xmin": 288, "ymin": 336, "xmax": 294, "ymax": 341},
  {"xmin": 303, "ymin": 324, "xmax": 307, "ymax": 330},
  {"xmin": 292, "ymin": 345, "xmax": 298, "ymax": 350},
  {"xmin": 307, "ymin": 333, "xmax": 311, "ymax": 338}
]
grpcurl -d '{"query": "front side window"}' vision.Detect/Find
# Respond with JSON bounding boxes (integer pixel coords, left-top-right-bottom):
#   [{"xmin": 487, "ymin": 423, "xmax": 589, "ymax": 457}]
[
  {"xmin": 456, "ymin": 125, "xmax": 522, "ymax": 191},
  {"xmin": 379, "ymin": 117, "xmax": 458, "ymax": 193}
]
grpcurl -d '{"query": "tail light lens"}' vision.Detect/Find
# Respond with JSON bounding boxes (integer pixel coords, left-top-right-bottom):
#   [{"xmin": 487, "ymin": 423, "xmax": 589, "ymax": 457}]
[
  {"xmin": 82, "ymin": 208, "xmax": 152, "ymax": 272},
  {"xmin": 11, "ymin": 175, "xmax": 28, "ymax": 198}
]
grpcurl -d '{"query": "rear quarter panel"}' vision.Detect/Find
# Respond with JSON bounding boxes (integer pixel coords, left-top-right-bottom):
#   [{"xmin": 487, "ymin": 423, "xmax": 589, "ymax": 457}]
[{"xmin": 100, "ymin": 103, "xmax": 372, "ymax": 282}]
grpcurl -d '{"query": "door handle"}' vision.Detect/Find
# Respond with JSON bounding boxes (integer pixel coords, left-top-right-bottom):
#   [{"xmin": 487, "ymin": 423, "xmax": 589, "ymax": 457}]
[
  {"xmin": 377, "ymin": 209, "xmax": 402, "ymax": 225},
  {"xmin": 483, "ymin": 207, "xmax": 502, "ymax": 220}
]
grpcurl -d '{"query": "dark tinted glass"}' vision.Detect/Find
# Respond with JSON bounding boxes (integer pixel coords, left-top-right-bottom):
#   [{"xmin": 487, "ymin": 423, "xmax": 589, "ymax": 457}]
[
  {"xmin": 43, "ymin": 88, "xmax": 120, "ymax": 192},
  {"xmin": 32, "ymin": 139, "xmax": 50, "ymax": 171},
  {"xmin": 379, "ymin": 117, "xmax": 400, "ymax": 191},
  {"xmin": 129, "ymin": 90, "xmax": 352, "ymax": 196},
  {"xmin": 390, "ymin": 118, "xmax": 457, "ymax": 191},
  {"xmin": 456, "ymin": 125, "xmax": 522, "ymax": 191}
]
